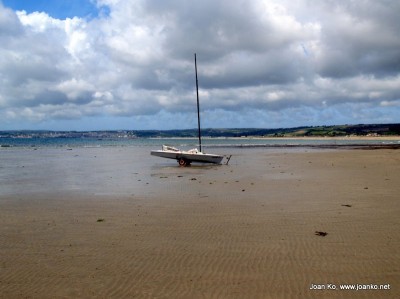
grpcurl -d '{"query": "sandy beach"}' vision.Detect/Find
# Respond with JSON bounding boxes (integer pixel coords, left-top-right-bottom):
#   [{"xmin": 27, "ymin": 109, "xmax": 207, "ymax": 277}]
[{"xmin": 0, "ymin": 147, "xmax": 399, "ymax": 298}]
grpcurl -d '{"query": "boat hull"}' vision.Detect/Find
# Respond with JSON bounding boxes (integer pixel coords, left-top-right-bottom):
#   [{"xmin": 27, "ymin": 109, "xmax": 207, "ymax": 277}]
[{"xmin": 151, "ymin": 150, "xmax": 224, "ymax": 164}]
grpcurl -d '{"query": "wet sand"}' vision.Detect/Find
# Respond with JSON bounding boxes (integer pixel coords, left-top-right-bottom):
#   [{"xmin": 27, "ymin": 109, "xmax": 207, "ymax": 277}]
[{"xmin": 0, "ymin": 148, "xmax": 399, "ymax": 298}]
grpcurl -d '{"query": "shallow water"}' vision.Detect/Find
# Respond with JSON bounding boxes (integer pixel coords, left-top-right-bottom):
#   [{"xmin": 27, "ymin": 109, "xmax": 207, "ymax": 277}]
[{"xmin": 0, "ymin": 145, "xmax": 312, "ymax": 197}]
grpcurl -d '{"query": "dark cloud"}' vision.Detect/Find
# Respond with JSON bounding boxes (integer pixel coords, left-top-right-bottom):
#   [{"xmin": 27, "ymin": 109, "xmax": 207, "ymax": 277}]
[{"xmin": 310, "ymin": 1, "xmax": 400, "ymax": 79}]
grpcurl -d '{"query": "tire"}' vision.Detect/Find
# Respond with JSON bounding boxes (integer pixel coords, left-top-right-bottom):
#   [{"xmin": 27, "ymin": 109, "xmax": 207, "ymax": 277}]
[{"xmin": 178, "ymin": 158, "xmax": 187, "ymax": 166}]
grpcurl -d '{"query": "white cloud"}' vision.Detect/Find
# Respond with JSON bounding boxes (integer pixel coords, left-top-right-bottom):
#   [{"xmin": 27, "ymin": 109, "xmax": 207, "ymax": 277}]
[
  {"xmin": 16, "ymin": 10, "xmax": 63, "ymax": 31},
  {"xmin": 0, "ymin": 0, "xmax": 399, "ymax": 129}
]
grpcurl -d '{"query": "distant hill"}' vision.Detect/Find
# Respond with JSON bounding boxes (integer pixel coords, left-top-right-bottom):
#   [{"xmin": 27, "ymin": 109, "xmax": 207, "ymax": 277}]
[
  {"xmin": 1, "ymin": 123, "xmax": 400, "ymax": 138},
  {"xmin": 132, "ymin": 123, "xmax": 400, "ymax": 138}
]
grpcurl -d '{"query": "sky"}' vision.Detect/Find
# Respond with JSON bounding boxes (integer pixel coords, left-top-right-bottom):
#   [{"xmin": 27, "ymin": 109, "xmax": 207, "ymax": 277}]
[{"xmin": 0, "ymin": 0, "xmax": 399, "ymax": 131}]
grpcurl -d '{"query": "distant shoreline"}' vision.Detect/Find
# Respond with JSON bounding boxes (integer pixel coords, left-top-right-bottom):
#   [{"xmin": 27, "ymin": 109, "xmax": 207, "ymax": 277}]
[
  {"xmin": 205, "ymin": 142, "xmax": 400, "ymax": 150},
  {"xmin": 204, "ymin": 136, "xmax": 400, "ymax": 140},
  {"xmin": 149, "ymin": 135, "xmax": 400, "ymax": 140},
  {"xmin": 1, "ymin": 123, "xmax": 400, "ymax": 139}
]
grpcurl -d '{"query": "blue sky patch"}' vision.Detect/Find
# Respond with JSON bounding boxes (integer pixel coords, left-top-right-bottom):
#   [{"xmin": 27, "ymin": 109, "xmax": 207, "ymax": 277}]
[{"xmin": 2, "ymin": 0, "xmax": 109, "ymax": 19}]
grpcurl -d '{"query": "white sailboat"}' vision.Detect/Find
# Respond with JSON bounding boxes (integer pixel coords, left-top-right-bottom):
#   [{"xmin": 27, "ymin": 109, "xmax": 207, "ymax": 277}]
[
  {"xmin": 151, "ymin": 54, "xmax": 229, "ymax": 166},
  {"xmin": 151, "ymin": 145, "xmax": 225, "ymax": 166}
]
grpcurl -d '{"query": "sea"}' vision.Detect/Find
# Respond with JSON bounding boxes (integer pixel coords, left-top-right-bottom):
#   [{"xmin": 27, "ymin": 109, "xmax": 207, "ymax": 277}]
[{"xmin": 1, "ymin": 135, "xmax": 399, "ymax": 149}]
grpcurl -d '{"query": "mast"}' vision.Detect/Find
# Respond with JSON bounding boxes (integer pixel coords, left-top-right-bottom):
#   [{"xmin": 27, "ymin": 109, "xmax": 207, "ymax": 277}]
[{"xmin": 194, "ymin": 53, "xmax": 202, "ymax": 152}]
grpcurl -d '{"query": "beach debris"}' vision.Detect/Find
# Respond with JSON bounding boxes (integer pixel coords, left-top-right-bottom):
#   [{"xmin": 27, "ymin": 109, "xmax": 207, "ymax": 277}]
[
  {"xmin": 315, "ymin": 231, "xmax": 328, "ymax": 237},
  {"xmin": 341, "ymin": 204, "xmax": 352, "ymax": 207},
  {"xmin": 242, "ymin": 189, "xmax": 245, "ymax": 192},
  {"xmin": 364, "ymin": 187, "xmax": 369, "ymax": 189},
  {"xmin": 97, "ymin": 218, "xmax": 105, "ymax": 222},
  {"xmin": 190, "ymin": 178, "xmax": 197, "ymax": 181}
]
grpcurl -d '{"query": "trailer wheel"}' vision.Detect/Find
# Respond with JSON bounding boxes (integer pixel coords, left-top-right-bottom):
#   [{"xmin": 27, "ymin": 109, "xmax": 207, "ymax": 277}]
[{"xmin": 178, "ymin": 158, "xmax": 187, "ymax": 166}]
